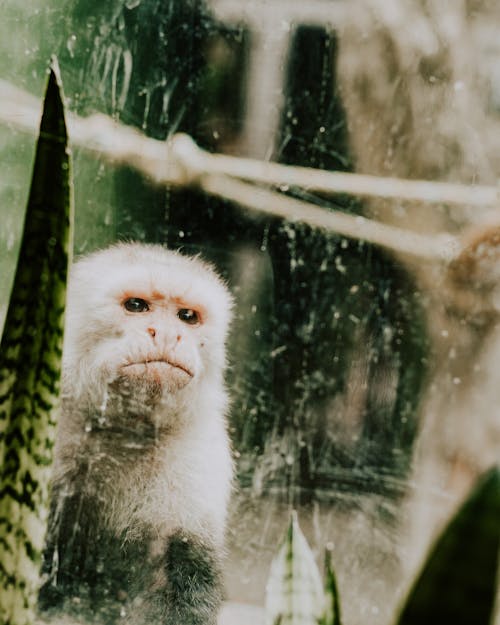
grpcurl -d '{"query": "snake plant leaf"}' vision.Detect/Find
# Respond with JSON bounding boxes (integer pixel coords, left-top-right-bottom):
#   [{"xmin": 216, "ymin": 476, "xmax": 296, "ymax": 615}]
[
  {"xmin": 396, "ymin": 466, "xmax": 500, "ymax": 625},
  {"xmin": 265, "ymin": 512, "xmax": 325, "ymax": 625},
  {"xmin": 318, "ymin": 548, "xmax": 342, "ymax": 625},
  {"xmin": 0, "ymin": 58, "xmax": 73, "ymax": 625}
]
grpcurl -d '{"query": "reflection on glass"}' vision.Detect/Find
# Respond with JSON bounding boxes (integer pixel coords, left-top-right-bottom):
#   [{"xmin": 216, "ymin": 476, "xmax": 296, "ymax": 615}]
[{"xmin": 0, "ymin": 2, "xmax": 499, "ymax": 624}]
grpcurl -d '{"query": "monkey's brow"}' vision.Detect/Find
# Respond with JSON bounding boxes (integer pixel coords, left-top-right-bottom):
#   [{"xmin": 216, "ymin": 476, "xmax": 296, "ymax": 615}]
[
  {"xmin": 171, "ymin": 295, "xmax": 206, "ymax": 311},
  {"xmin": 150, "ymin": 289, "xmax": 167, "ymax": 300}
]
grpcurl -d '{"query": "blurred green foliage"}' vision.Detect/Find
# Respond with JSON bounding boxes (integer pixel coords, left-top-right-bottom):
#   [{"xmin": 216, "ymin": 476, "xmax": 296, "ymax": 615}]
[
  {"xmin": 396, "ymin": 467, "xmax": 500, "ymax": 625},
  {"xmin": 268, "ymin": 468, "xmax": 500, "ymax": 625}
]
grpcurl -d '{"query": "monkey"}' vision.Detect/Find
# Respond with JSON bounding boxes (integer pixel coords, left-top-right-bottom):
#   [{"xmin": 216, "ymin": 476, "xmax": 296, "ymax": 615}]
[{"xmin": 37, "ymin": 242, "xmax": 234, "ymax": 625}]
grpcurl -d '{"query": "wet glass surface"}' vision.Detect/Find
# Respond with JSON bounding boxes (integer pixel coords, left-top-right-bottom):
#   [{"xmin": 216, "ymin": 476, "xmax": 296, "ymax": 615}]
[{"xmin": 1, "ymin": 2, "xmax": 499, "ymax": 624}]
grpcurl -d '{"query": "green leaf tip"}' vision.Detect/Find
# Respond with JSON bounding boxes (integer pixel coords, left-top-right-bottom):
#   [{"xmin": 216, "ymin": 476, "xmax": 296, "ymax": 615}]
[
  {"xmin": 40, "ymin": 55, "xmax": 68, "ymax": 144},
  {"xmin": 320, "ymin": 548, "xmax": 342, "ymax": 625},
  {"xmin": 265, "ymin": 512, "xmax": 324, "ymax": 625},
  {"xmin": 49, "ymin": 54, "xmax": 62, "ymax": 79},
  {"xmin": 287, "ymin": 509, "xmax": 299, "ymax": 543},
  {"xmin": 396, "ymin": 464, "xmax": 500, "ymax": 625}
]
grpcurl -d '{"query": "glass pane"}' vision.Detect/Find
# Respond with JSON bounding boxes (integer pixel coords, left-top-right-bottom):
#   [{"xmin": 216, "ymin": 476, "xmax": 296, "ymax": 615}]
[{"xmin": 1, "ymin": 2, "xmax": 499, "ymax": 625}]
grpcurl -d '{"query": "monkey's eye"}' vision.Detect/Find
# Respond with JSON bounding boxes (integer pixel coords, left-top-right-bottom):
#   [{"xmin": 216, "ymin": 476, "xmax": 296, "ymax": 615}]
[
  {"xmin": 177, "ymin": 308, "xmax": 200, "ymax": 325},
  {"xmin": 123, "ymin": 297, "xmax": 150, "ymax": 313}
]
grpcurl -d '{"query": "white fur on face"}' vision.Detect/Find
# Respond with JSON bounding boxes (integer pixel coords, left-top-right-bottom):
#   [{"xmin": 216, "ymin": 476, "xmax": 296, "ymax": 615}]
[{"xmin": 62, "ymin": 242, "xmax": 233, "ymax": 408}]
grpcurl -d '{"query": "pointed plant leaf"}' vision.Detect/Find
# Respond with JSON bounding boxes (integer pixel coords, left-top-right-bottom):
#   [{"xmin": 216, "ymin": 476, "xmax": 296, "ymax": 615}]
[
  {"xmin": 0, "ymin": 58, "xmax": 73, "ymax": 625},
  {"xmin": 265, "ymin": 512, "xmax": 325, "ymax": 625},
  {"xmin": 396, "ymin": 466, "xmax": 500, "ymax": 625},
  {"xmin": 318, "ymin": 548, "xmax": 342, "ymax": 625}
]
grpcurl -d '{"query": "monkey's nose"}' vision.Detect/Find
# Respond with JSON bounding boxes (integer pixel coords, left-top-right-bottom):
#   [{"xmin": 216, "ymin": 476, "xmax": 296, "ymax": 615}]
[{"xmin": 147, "ymin": 327, "xmax": 156, "ymax": 339}]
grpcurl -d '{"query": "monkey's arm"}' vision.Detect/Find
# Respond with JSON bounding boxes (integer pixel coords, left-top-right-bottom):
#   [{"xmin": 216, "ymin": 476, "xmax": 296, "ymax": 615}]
[
  {"xmin": 38, "ymin": 485, "xmax": 97, "ymax": 609},
  {"xmin": 38, "ymin": 481, "xmax": 128, "ymax": 621}
]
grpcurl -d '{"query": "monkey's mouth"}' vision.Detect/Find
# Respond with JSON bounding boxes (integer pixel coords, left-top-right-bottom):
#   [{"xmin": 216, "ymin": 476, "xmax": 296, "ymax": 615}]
[{"xmin": 122, "ymin": 359, "xmax": 194, "ymax": 378}]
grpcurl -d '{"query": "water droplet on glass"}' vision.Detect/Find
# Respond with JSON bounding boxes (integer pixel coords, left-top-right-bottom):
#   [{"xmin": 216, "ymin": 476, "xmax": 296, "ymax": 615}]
[{"xmin": 66, "ymin": 34, "xmax": 77, "ymax": 58}]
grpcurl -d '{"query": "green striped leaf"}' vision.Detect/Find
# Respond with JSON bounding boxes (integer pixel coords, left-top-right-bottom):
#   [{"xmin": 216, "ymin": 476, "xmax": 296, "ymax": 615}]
[
  {"xmin": 265, "ymin": 512, "xmax": 325, "ymax": 625},
  {"xmin": 396, "ymin": 466, "xmax": 500, "ymax": 625},
  {"xmin": 0, "ymin": 58, "xmax": 73, "ymax": 625},
  {"xmin": 318, "ymin": 548, "xmax": 342, "ymax": 625}
]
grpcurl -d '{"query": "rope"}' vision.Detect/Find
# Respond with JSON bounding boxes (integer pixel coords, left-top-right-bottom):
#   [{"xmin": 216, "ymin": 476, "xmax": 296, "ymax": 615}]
[{"xmin": 5, "ymin": 78, "xmax": 494, "ymax": 261}]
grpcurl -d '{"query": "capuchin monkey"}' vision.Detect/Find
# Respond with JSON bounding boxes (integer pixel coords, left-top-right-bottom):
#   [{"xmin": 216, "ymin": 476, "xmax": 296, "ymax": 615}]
[{"xmin": 38, "ymin": 243, "xmax": 234, "ymax": 625}]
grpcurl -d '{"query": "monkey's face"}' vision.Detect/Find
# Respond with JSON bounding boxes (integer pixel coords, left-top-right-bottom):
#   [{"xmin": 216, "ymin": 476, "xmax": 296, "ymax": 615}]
[
  {"xmin": 62, "ymin": 244, "xmax": 233, "ymax": 411},
  {"xmin": 111, "ymin": 294, "xmax": 204, "ymax": 395}
]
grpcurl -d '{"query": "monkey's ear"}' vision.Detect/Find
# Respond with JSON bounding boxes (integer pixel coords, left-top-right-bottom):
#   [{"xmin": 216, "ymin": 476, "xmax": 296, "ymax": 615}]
[
  {"xmin": 449, "ymin": 224, "xmax": 500, "ymax": 292},
  {"xmin": 445, "ymin": 223, "xmax": 500, "ymax": 325}
]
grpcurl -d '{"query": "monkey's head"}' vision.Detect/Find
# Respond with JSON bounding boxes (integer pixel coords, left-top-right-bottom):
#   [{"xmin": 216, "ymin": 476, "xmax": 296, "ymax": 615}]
[{"xmin": 62, "ymin": 243, "xmax": 233, "ymax": 417}]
